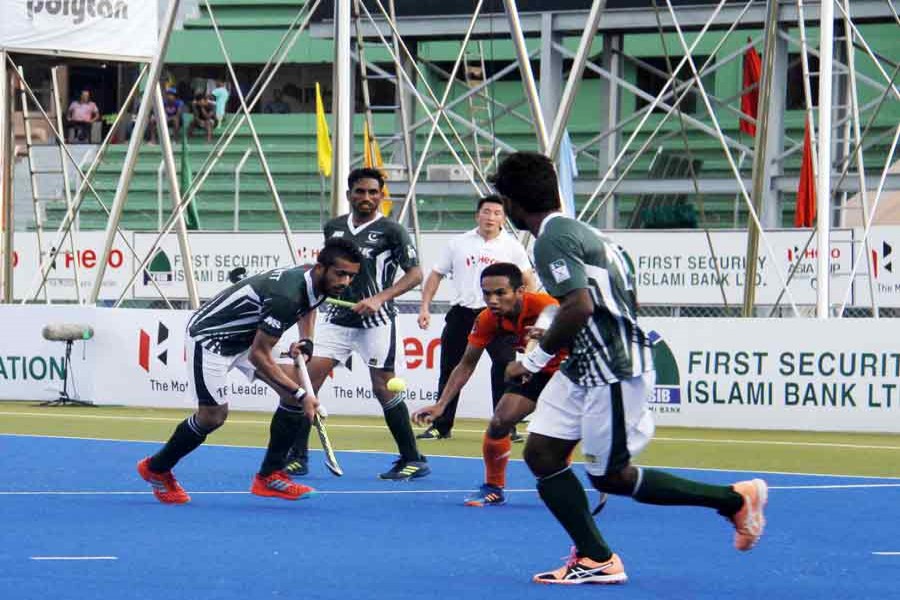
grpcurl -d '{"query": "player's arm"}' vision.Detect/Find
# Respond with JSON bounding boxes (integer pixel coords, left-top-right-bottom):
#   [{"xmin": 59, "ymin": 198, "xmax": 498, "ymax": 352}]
[
  {"xmin": 522, "ymin": 269, "xmax": 539, "ymax": 292},
  {"xmin": 249, "ymin": 329, "xmax": 309, "ymax": 399},
  {"xmin": 287, "ymin": 310, "xmax": 316, "ymax": 363},
  {"xmin": 417, "ymin": 270, "xmax": 444, "ymax": 330},
  {"xmin": 411, "ymin": 344, "xmax": 485, "ymax": 425}
]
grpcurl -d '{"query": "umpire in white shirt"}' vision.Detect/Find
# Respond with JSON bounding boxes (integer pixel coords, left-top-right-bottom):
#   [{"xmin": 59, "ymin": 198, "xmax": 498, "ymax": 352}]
[{"xmin": 416, "ymin": 195, "xmax": 536, "ymax": 439}]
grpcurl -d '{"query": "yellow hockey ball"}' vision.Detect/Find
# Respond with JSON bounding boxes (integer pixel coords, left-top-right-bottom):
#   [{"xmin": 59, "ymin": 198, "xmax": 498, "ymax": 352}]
[{"xmin": 387, "ymin": 377, "xmax": 407, "ymax": 393}]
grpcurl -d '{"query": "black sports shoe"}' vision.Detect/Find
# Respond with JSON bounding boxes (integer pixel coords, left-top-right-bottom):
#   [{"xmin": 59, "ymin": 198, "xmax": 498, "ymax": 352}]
[
  {"xmin": 378, "ymin": 458, "xmax": 431, "ymax": 480},
  {"xmin": 284, "ymin": 459, "xmax": 309, "ymax": 476},
  {"xmin": 416, "ymin": 427, "xmax": 451, "ymax": 440}
]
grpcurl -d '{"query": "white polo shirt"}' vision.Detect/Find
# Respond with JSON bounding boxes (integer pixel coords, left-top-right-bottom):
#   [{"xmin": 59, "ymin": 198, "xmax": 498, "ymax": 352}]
[{"xmin": 432, "ymin": 228, "xmax": 532, "ymax": 309}]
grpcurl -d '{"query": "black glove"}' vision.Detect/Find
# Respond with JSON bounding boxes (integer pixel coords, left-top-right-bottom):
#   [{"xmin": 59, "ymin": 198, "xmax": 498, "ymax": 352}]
[{"xmin": 297, "ymin": 338, "xmax": 314, "ymax": 363}]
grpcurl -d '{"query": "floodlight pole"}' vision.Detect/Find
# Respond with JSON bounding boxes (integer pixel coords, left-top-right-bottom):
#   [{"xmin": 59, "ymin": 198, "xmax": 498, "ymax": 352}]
[
  {"xmin": 0, "ymin": 50, "xmax": 13, "ymax": 303},
  {"xmin": 90, "ymin": 0, "xmax": 181, "ymax": 304},
  {"xmin": 816, "ymin": 0, "xmax": 835, "ymax": 318},
  {"xmin": 332, "ymin": 0, "xmax": 352, "ymax": 217}
]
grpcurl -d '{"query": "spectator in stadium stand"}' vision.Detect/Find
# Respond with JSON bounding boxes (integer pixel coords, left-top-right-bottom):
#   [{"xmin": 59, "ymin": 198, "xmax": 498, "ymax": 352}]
[
  {"xmin": 415, "ymin": 195, "xmax": 537, "ymax": 441},
  {"xmin": 66, "ymin": 90, "xmax": 100, "ymax": 143},
  {"xmin": 188, "ymin": 92, "xmax": 216, "ymax": 142},
  {"xmin": 263, "ymin": 89, "xmax": 291, "ymax": 114},
  {"xmin": 149, "ymin": 88, "xmax": 184, "ymax": 144},
  {"xmin": 211, "ymin": 79, "xmax": 230, "ymax": 126}
]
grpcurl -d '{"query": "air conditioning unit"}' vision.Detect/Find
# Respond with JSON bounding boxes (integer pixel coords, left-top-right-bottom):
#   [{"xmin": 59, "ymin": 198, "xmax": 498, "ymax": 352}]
[
  {"xmin": 379, "ymin": 163, "xmax": 406, "ymax": 182},
  {"xmin": 427, "ymin": 164, "xmax": 474, "ymax": 181}
]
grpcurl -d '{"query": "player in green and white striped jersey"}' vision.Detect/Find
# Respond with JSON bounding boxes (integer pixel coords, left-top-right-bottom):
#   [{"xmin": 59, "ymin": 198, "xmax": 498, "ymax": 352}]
[{"xmin": 494, "ymin": 152, "xmax": 768, "ymax": 585}]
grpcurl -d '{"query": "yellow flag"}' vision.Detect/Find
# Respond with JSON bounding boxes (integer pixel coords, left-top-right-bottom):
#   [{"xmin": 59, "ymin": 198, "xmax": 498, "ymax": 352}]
[
  {"xmin": 363, "ymin": 121, "xmax": 392, "ymax": 215},
  {"xmin": 315, "ymin": 83, "xmax": 332, "ymax": 177}
]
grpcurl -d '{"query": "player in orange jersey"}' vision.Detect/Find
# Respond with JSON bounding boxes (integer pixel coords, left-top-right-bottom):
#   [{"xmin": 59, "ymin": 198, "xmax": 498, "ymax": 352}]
[{"xmin": 412, "ymin": 262, "xmax": 565, "ymax": 506}]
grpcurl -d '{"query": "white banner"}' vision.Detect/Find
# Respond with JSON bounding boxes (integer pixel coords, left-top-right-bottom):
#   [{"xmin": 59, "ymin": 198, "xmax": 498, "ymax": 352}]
[
  {"xmin": 1, "ymin": 1, "xmax": 159, "ymax": 61},
  {"xmin": 12, "ymin": 231, "xmax": 132, "ymax": 302},
  {"xmin": 616, "ymin": 229, "xmax": 857, "ymax": 305},
  {"xmin": 2, "ymin": 306, "xmax": 900, "ymax": 433}
]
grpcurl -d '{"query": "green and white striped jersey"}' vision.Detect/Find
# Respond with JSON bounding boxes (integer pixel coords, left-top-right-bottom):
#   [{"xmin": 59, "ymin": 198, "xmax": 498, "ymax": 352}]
[
  {"xmin": 534, "ymin": 213, "xmax": 653, "ymax": 386},
  {"xmin": 322, "ymin": 213, "xmax": 419, "ymax": 328},
  {"xmin": 187, "ymin": 267, "xmax": 323, "ymax": 356}
]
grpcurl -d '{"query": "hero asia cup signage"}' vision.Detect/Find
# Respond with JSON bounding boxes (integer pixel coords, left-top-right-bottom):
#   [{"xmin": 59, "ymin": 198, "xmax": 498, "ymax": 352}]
[{"xmin": 1, "ymin": 0, "xmax": 159, "ymax": 61}]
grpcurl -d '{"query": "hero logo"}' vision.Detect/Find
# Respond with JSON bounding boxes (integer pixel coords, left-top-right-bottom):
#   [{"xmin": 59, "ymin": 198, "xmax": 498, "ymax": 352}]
[
  {"xmin": 139, "ymin": 323, "xmax": 169, "ymax": 373},
  {"xmin": 27, "ymin": 1, "xmax": 130, "ymax": 24},
  {"xmin": 871, "ymin": 242, "xmax": 893, "ymax": 279},
  {"xmin": 263, "ymin": 316, "xmax": 282, "ymax": 331}
]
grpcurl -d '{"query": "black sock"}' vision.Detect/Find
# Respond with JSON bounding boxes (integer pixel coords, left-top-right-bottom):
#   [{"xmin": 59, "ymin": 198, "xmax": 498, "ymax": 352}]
[
  {"xmin": 149, "ymin": 415, "xmax": 211, "ymax": 472},
  {"xmin": 259, "ymin": 403, "xmax": 306, "ymax": 477},
  {"xmin": 383, "ymin": 397, "xmax": 422, "ymax": 462},
  {"xmin": 537, "ymin": 468, "xmax": 613, "ymax": 562},
  {"xmin": 287, "ymin": 416, "xmax": 312, "ymax": 462},
  {"xmin": 632, "ymin": 468, "xmax": 744, "ymax": 515}
]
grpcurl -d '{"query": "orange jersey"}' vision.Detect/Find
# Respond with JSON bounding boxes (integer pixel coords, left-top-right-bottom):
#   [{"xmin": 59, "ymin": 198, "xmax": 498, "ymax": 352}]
[{"xmin": 467, "ymin": 292, "xmax": 567, "ymax": 374}]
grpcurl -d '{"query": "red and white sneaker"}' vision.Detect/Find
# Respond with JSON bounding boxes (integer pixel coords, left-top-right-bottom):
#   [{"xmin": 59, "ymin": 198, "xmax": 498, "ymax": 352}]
[
  {"xmin": 137, "ymin": 457, "xmax": 190, "ymax": 504},
  {"xmin": 533, "ymin": 548, "xmax": 627, "ymax": 585},
  {"xmin": 729, "ymin": 478, "xmax": 768, "ymax": 551},
  {"xmin": 250, "ymin": 470, "xmax": 315, "ymax": 501}
]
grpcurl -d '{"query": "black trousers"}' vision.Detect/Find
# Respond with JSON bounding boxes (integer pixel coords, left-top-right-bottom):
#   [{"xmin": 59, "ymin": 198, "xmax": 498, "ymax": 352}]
[{"xmin": 431, "ymin": 305, "xmax": 516, "ymax": 436}]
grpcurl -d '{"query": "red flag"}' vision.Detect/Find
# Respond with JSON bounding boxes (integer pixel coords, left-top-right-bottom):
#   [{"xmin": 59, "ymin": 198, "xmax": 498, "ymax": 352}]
[
  {"xmin": 739, "ymin": 42, "xmax": 761, "ymax": 137},
  {"xmin": 795, "ymin": 121, "xmax": 817, "ymax": 228}
]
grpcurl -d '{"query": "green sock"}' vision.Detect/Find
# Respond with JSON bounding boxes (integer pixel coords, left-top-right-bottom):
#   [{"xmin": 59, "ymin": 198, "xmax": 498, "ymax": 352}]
[
  {"xmin": 383, "ymin": 399, "xmax": 421, "ymax": 461},
  {"xmin": 537, "ymin": 468, "xmax": 613, "ymax": 562},
  {"xmin": 259, "ymin": 404, "xmax": 305, "ymax": 477},
  {"xmin": 632, "ymin": 468, "xmax": 743, "ymax": 515}
]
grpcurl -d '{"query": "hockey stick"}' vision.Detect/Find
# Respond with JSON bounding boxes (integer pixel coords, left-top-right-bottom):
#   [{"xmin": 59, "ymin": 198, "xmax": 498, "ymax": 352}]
[{"xmin": 294, "ymin": 355, "xmax": 344, "ymax": 477}]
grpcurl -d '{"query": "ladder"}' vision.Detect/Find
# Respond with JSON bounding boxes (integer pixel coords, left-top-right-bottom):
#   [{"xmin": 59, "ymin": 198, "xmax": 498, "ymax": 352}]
[{"xmin": 463, "ymin": 42, "xmax": 497, "ymax": 174}]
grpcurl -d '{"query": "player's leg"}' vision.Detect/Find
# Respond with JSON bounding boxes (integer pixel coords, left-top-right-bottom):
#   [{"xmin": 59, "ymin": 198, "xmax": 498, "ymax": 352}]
[
  {"xmin": 485, "ymin": 334, "xmax": 518, "ymax": 440},
  {"xmin": 525, "ymin": 372, "xmax": 625, "ymax": 584},
  {"xmin": 583, "ymin": 372, "xmax": 766, "ymax": 551},
  {"xmin": 138, "ymin": 338, "xmax": 231, "ymax": 504},
  {"xmin": 362, "ymin": 322, "xmax": 429, "ymax": 480},
  {"xmin": 424, "ymin": 306, "xmax": 478, "ymax": 439}
]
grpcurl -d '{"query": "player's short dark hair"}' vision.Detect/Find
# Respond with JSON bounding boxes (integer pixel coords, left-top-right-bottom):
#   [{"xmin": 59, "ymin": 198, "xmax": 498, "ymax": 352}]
[
  {"xmin": 318, "ymin": 237, "xmax": 363, "ymax": 267},
  {"xmin": 476, "ymin": 195, "xmax": 505, "ymax": 212},
  {"xmin": 480, "ymin": 262, "xmax": 524, "ymax": 290},
  {"xmin": 490, "ymin": 152, "xmax": 561, "ymax": 213},
  {"xmin": 348, "ymin": 167, "xmax": 385, "ymax": 190}
]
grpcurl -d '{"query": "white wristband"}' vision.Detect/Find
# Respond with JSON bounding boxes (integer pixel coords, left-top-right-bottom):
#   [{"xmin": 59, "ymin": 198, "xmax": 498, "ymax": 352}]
[
  {"xmin": 292, "ymin": 387, "xmax": 307, "ymax": 401},
  {"xmin": 522, "ymin": 346, "xmax": 554, "ymax": 373}
]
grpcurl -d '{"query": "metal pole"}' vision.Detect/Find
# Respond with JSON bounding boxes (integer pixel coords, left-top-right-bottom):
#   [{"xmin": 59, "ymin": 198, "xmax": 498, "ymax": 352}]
[
  {"xmin": 502, "ymin": 0, "xmax": 549, "ymax": 153},
  {"xmin": 51, "ymin": 67, "xmax": 82, "ymax": 303},
  {"xmin": 154, "ymin": 86, "xmax": 199, "ymax": 309},
  {"xmin": 548, "ymin": 0, "xmax": 607, "ymax": 160},
  {"xmin": 816, "ymin": 0, "xmax": 835, "ymax": 318},
  {"xmin": 742, "ymin": 0, "xmax": 781, "ymax": 317},
  {"xmin": 0, "ymin": 51, "xmax": 13, "ymax": 303},
  {"xmin": 157, "ymin": 161, "xmax": 165, "ymax": 231},
  {"xmin": 234, "ymin": 148, "xmax": 253, "ymax": 233},
  {"xmin": 90, "ymin": 0, "xmax": 182, "ymax": 304},
  {"xmin": 332, "ymin": 0, "xmax": 352, "ymax": 216}
]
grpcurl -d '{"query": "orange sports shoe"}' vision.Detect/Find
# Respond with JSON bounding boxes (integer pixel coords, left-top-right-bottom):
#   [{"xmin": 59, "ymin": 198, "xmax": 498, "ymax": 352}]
[
  {"xmin": 729, "ymin": 478, "xmax": 768, "ymax": 551},
  {"xmin": 251, "ymin": 470, "xmax": 315, "ymax": 501},
  {"xmin": 533, "ymin": 548, "xmax": 627, "ymax": 585},
  {"xmin": 137, "ymin": 457, "xmax": 190, "ymax": 504}
]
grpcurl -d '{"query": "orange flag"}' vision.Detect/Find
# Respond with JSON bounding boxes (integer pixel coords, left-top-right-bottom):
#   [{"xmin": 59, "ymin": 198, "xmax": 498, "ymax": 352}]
[{"xmin": 795, "ymin": 121, "xmax": 817, "ymax": 228}]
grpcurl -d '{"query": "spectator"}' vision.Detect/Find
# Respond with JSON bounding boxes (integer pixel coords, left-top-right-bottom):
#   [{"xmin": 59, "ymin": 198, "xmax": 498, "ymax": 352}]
[
  {"xmin": 189, "ymin": 92, "xmax": 216, "ymax": 142},
  {"xmin": 67, "ymin": 90, "xmax": 100, "ymax": 143},
  {"xmin": 211, "ymin": 80, "xmax": 230, "ymax": 126},
  {"xmin": 263, "ymin": 89, "xmax": 290, "ymax": 114},
  {"xmin": 149, "ymin": 88, "xmax": 185, "ymax": 144}
]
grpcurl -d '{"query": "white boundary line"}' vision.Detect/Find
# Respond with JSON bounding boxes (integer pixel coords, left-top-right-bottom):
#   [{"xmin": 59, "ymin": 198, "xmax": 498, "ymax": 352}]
[
  {"xmin": 3, "ymin": 432, "xmax": 900, "ymax": 481},
  {"xmin": 2, "ymin": 410, "xmax": 900, "ymax": 451},
  {"xmin": 30, "ymin": 556, "xmax": 118, "ymax": 561},
  {"xmin": 872, "ymin": 552, "xmax": 900, "ymax": 556}
]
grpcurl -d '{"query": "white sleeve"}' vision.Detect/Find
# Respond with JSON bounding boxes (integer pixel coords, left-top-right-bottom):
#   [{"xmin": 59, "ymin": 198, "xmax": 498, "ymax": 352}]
[
  {"xmin": 432, "ymin": 238, "xmax": 454, "ymax": 275},
  {"xmin": 509, "ymin": 238, "xmax": 532, "ymax": 271}
]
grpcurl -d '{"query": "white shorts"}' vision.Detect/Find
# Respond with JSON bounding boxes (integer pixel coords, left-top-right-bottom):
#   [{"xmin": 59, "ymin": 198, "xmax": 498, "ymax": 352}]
[
  {"xmin": 314, "ymin": 321, "xmax": 397, "ymax": 371},
  {"xmin": 186, "ymin": 336, "xmax": 291, "ymax": 406},
  {"xmin": 527, "ymin": 370, "xmax": 656, "ymax": 476}
]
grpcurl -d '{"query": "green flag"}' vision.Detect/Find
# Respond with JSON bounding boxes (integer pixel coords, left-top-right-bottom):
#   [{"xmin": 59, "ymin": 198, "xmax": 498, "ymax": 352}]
[{"xmin": 180, "ymin": 126, "xmax": 200, "ymax": 230}]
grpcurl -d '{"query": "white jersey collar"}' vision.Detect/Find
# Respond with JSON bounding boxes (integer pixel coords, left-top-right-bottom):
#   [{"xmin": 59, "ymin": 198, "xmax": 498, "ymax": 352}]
[
  {"xmin": 538, "ymin": 212, "xmax": 564, "ymax": 237},
  {"xmin": 305, "ymin": 268, "xmax": 324, "ymax": 308},
  {"xmin": 347, "ymin": 212, "xmax": 383, "ymax": 236}
]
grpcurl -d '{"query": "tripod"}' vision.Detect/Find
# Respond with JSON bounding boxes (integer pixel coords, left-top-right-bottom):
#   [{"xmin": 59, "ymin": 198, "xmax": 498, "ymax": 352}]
[{"xmin": 40, "ymin": 340, "xmax": 93, "ymax": 407}]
